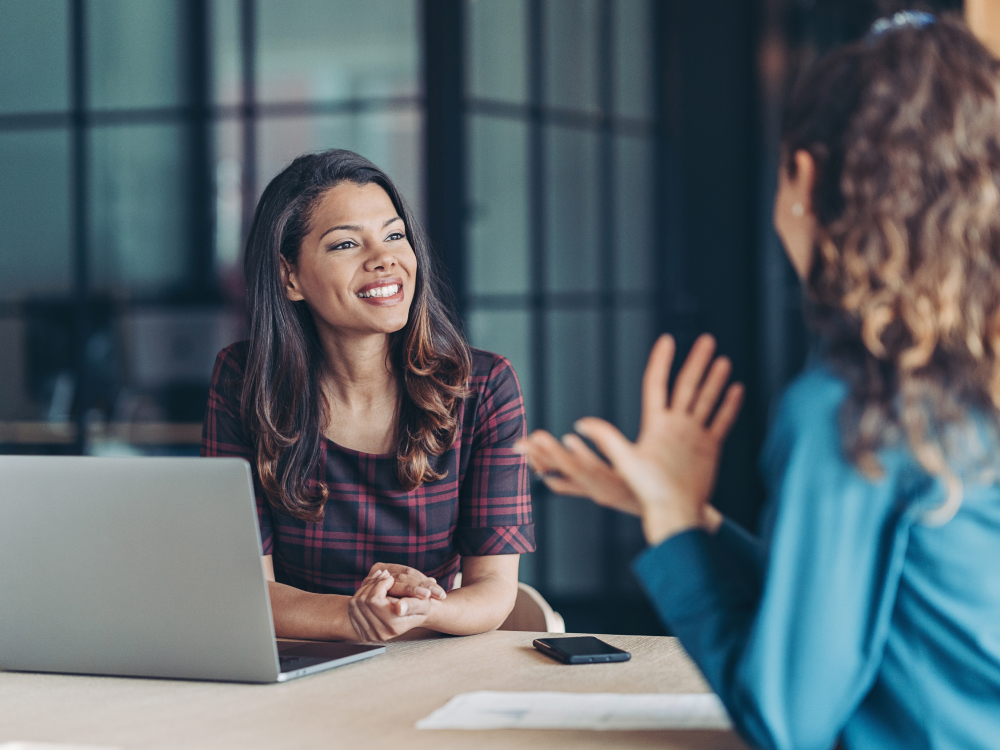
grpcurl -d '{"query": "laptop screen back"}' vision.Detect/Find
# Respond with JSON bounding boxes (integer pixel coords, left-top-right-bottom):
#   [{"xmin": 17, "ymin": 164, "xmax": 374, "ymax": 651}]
[{"xmin": 0, "ymin": 456, "xmax": 281, "ymax": 683}]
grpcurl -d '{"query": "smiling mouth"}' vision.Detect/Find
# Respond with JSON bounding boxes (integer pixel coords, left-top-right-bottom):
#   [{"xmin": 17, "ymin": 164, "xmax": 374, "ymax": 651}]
[{"xmin": 357, "ymin": 283, "xmax": 401, "ymax": 299}]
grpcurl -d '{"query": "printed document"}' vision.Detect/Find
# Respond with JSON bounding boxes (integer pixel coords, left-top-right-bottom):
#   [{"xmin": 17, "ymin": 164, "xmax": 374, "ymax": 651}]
[{"xmin": 416, "ymin": 691, "xmax": 732, "ymax": 731}]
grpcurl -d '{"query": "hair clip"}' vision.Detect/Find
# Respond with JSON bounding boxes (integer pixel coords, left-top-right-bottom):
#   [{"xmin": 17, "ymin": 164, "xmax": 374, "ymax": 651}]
[{"xmin": 868, "ymin": 10, "xmax": 935, "ymax": 38}]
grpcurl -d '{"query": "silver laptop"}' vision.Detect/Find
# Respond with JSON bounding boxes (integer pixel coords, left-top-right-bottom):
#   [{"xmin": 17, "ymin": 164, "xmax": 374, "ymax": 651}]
[{"xmin": 0, "ymin": 455, "xmax": 384, "ymax": 683}]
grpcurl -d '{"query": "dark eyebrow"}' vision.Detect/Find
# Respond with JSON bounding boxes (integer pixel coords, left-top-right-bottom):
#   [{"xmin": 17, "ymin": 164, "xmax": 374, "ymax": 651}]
[{"xmin": 319, "ymin": 216, "xmax": 402, "ymax": 241}]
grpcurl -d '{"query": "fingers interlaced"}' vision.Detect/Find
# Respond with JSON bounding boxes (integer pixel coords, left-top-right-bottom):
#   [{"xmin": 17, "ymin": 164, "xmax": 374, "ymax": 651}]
[
  {"xmin": 372, "ymin": 562, "xmax": 446, "ymax": 600},
  {"xmin": 351, "ymin": 570, "xmax": 429, "ymax": 641},
  {"xmin": 349, "ymin": 599, "xmax": 380, "ymax": 642}
]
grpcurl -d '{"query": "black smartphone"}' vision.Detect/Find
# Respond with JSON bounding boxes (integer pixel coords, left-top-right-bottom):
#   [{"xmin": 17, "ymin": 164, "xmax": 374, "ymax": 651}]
[{"xmin": 532, "ymin": 636, "xmax": 631, "ymax": 665}]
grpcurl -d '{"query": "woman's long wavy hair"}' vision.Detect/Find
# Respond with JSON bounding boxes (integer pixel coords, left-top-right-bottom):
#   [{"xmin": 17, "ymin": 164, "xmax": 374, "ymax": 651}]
[
  {"xmin": 241, "ymin": 149, "xmax": 470, "ymax": 522},
  {"xmin": 784, "ymin": 15, "xmax": 1000, "ymax": 522}
]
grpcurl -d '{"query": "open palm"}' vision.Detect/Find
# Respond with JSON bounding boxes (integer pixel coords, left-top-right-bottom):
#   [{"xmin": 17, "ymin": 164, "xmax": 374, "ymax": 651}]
[{"xmin": 575, "ymin": 334, "xmax": 744, "ymax": 545}]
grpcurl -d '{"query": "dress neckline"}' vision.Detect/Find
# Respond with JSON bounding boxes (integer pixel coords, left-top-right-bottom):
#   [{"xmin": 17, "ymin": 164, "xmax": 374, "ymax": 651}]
[{"xmin": 320, "ymin": 434, "xmax": 395, "ymax": 460}]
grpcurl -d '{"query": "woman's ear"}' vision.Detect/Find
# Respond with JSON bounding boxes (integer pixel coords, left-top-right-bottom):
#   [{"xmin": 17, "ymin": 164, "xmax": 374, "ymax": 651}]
[
  {"xmin": 791, "ymin": 149, "xmax": 817, "ymax": 212},
  {"xmin": 280, "ymin": 256, "xmax": 305, "ymax": 302},
  {"xmin": 774, "ymin": 149, "xmax": 819, "ymax": 280}
]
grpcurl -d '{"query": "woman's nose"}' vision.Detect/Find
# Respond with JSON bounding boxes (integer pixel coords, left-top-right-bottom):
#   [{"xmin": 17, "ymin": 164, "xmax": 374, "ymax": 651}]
[{"xmin": 364, "ymin": 247, "xmax": 397, "ymax": 272}]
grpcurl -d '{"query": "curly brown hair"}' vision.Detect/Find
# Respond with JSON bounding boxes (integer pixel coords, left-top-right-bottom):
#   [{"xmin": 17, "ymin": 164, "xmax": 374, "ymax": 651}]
[{"xmin": 783, "ymin": 14, "xmax": 1000, "ymax": 521}]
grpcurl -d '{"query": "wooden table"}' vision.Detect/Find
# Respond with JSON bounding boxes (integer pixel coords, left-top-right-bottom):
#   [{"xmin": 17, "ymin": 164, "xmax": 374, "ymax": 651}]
[{"xmin": 0, "ymin": 631, "xmax": 749, "ymax": 749}]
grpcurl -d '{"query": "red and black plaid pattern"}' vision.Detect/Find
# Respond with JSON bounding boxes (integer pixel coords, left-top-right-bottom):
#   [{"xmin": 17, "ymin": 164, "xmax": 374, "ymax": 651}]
[{"xmin": 201, "ymin": 342, "xmax": 535, "ymax": 595}]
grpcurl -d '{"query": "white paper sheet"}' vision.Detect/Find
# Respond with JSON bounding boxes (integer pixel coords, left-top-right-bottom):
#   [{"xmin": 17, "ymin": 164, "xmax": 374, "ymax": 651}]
[
  {"xmin": 0, "ymin": 744, "xmax": 121, "ymax": 750},
  {"xmin": 416, "ymin": 691, "xmax": 732, "ymax": 731}
]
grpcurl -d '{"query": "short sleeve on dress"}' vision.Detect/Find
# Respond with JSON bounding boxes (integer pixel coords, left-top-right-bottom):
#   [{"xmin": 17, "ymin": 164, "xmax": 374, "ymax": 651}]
[
  {"xmin": 200, "ymin": 342, "xmax": 275, "ymax": 555},
  {"xmin": 456, "ymin": 353, "xmax": 536, "ymax": 556}
]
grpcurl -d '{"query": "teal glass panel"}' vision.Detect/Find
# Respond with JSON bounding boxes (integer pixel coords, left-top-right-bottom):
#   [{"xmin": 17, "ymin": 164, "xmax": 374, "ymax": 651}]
[
  {"xmin": 543, "ymin": 0, "xmax": 598, "ymax": 113},
  {"xmin": 214, "ymin": 120, "xmax": 243, "ymax": 277},
  {"xmin": 546, "ymin": 126, "xmax": 599, "ymax": 293},
  {"xmin": 0, "ymin": 0, "xmax": 69, "ymax": 114},
  {"xmin": 613, "ymin": 305, "xmax": 654, "ymax": 594},
  {"xmin": 0, "ymin": 131, "xmax": 72, "ymax": 299},
  {"xmin": 518, "ymin": 548, "xmax": 538, "ymax": 588},
  {"xmin": 90, "ymin": 125, "xmax": 188, "ymax": 293},
  {"xmin": 257, "ymin": 109, "xmax": 424, "ymax": 217},
  {"xmin": 615, "ymin": 134, "xmax": 654, "ymax": 292},
  {"xmin": 614, "ymin": 306, "xmax": 654, "ymax": 440},
  {"xmin": 257, "ymin": 0, "xmax": 419, "ymax": 104},
  {"xmin": 211, "ymin": 0, "xmax": 243, "ymax": 106},
  {"xmin": 547, "ymin": 492, "xmax": 603, "ymax": 596},
  {"xmin": 615, "ymin": 510, "xmax": 647, "ymax": 593},
  {"xmin": 466, "ymin": 0, "xmax": 527, "ymax": 103},
  {"xmin": 614, "ymin": 0, "xmax": 654, "ymax": 119},
  {"xmin": 546, "ymin": 309, "xmax": 600, "ymax": 437},
  {"xmin": 544, "ymin": 309, "xmax": 602, "ymax": 598},
  {"xmin": 468, "ymin": 115, "xmax": 530, "ymax": 296},
  {"xmin": 88, "ymin": 0, "xmax": 186, "ymax": 109},
  {"xmin": 466, "ymin": 308, "xmax": 533, "ymax": 428},
  {"xmin": 0, "ymin": 319, "xmax": 35, "ymax": 419}
]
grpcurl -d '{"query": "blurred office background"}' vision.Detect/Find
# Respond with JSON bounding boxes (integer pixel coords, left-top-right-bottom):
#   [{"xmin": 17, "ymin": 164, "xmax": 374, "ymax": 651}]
[{"xmin": 0, "ymin": 0, "xmax": 980, "ymax": 633}]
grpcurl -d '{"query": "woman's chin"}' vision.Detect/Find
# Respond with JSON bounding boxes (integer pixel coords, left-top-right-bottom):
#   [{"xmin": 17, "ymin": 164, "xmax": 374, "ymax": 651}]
[
  {"xmin": 369, "ymin": 300, "xmax": 413, "ymax": 332},
  {"xmin": 312, "ymin": 301, "xmax": 412, "ymax": 338}
]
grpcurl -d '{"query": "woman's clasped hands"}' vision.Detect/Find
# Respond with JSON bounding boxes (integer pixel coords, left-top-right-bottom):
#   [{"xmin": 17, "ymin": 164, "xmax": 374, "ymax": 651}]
[
  {"xmin": 515, "ymin": 334, "xmax": 744, "ymax": 545},
  {"xmin": 347, "ymin": 562, "xmax": 447, "ymax": 642}
]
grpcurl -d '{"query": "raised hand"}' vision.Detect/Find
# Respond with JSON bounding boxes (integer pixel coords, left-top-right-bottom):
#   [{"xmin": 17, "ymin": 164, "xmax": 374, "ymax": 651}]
[
  {"xmin": 573, "ymin": 334, "xmax": 743, "ymax": 545},
  {"xmin": 514, "ymin": 429, "xmax": 643, "ymax": 516}
]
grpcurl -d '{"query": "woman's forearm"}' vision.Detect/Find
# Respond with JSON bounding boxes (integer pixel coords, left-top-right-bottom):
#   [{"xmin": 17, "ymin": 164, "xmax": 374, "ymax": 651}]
[
  {"xmin": 423, "ymin": 576, "xmax": 517, "ymax": 636},
  {"xmin": 268, "ymin": 581, "xmax": 358, "ymax": 641}
]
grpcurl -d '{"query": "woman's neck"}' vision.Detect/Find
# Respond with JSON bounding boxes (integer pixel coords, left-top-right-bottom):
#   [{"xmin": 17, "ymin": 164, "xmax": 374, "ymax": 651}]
[
  {"xmin": 319, "ymin": 331, "xmax": 396, "ymax": 403},
  {"xmin": 315, "ymin": 325, "xmax": 400, "ymax": 454}
]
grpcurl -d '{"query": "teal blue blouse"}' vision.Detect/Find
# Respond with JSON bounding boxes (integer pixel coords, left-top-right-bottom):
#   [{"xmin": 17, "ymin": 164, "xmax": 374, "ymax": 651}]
[{"xmin": 635, "ymin": 367, "xmax": 1000, "ymax": 750}]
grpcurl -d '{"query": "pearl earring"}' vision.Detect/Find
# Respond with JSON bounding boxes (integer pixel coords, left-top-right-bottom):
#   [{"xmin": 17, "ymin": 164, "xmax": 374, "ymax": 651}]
[{"xmin": 791, "ymin": 203, "xmax": 805, "ymax": 217}]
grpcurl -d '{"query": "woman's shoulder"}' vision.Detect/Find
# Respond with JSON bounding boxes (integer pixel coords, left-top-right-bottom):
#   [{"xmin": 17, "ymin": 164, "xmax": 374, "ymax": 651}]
[
  {"xmin": 762, "ymin": 365, "xmax": 850, "ymax": 478},
  {"xmin": 775, "ymin": 365, "xmax": 848, "ymax": 431},
  {"xmin": 467, "ymin": 347, "xmax": 515, "ymax": 381},
  {"xmin": 212, "ymin": 340, "xmax": 250, "ymax": 377},
  {"xmin": 466, "ymin": 348, "xmax": 524, "ymax": 409},
  {"xmin": 765, "ymin": 364, "xmax": 928, "ymax": 484},
  {"xmin": 209, "ymin": 340, "xmax": 251, "ymax": 396}
]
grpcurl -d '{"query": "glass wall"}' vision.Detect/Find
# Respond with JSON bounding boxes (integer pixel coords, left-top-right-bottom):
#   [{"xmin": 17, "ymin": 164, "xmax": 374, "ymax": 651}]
[
  {"xmin": 0, "ymin": 0, "xmax": 423, "ymax": 456},
  {"xmin": 211, "ymin": 0, "xmax": 424, "ymax": 281},
  {"xmin": 0, "ymin": 0, "xmax": 663, "ymax": 631},
  {"xmin": 465, "ymin": 0, "xmax": 658, "ymax": 605}
]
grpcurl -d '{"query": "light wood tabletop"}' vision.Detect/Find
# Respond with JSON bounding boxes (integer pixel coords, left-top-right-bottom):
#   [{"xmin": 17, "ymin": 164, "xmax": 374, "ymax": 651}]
[{"xmin": 0, "ymin": 631, "xmax": 750, "ymax": 750}]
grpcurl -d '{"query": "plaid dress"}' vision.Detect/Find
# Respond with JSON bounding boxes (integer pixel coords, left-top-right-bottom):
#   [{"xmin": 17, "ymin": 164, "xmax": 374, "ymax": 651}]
[{"xmin": 201, "ymin": 342, "xmax": 535, "ymax": 594}]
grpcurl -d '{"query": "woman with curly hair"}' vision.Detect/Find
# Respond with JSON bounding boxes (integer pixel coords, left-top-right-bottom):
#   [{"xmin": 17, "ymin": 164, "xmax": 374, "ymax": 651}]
[
  {"xmin": 518, "ymin": 12, "xmax": 1000, "ymax": 749},
  {"xmin": 202, "ymin": 149, "xmax": 534, "ymax": 642}
]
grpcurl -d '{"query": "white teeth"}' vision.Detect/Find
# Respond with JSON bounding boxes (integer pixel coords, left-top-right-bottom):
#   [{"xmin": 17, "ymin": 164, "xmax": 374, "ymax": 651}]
[{"xmin": 358, "ymin": 284, "xmax": 400, "ymax": 299}]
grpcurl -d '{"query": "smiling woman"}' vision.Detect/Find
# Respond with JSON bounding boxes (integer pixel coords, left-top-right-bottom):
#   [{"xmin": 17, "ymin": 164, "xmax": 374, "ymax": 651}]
[{"xmin": 201, "ymin": 150, "xmax": 535, "ymax": 642}]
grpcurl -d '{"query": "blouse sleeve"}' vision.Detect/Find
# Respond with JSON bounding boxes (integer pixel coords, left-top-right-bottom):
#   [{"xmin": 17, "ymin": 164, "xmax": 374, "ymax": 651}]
[
  {"xmin": 708, "ymin": 517, "xmax": 765, "ymax": 600},
  {"xmin": 455, "ymin": 355, "xmax": 536, "ymax": 556},
  {"xmin": 633, "ymin": 369, "xmax": 928, "ymax": 750},
  {"xmin": 200, "ymin": 343, "xmax": 275, "ymax": 555}
]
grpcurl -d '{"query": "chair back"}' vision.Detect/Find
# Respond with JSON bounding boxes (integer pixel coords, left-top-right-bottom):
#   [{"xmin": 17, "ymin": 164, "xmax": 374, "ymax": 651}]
[
  {"xmin": 500, "ymin": 582, "xmax": 566, "ymax": 633},
  {"xmin": 450, "ymin": 572, "xmax": 565, "ymax": 633}
]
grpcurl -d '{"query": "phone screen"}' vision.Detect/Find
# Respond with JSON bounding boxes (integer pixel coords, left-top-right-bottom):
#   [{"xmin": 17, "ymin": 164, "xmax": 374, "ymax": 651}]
[{"xmin": 539, "ymin": 636, "xmax": 625, "ymax": 656}]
